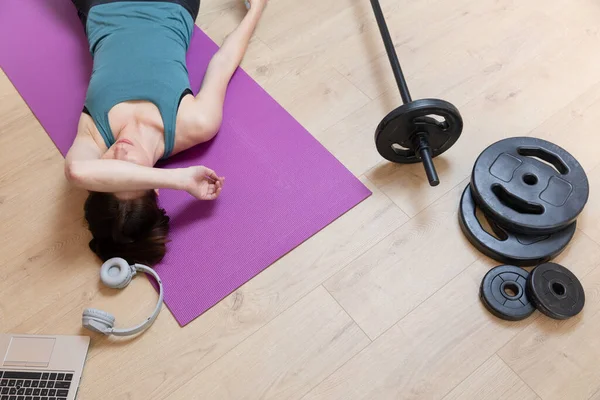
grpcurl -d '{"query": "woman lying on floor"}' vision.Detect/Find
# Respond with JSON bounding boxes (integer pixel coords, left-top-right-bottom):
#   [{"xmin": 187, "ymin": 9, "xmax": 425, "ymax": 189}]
[{"xmin": 65, "ymin": 0, "xmax": 266, "ymax": 265}]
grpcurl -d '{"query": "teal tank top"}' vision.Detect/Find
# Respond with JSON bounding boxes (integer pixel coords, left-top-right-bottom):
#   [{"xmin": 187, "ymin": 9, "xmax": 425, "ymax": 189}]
[{"xmin": 83, "ymin": 2, "xmax": 195, "ymax": 159}]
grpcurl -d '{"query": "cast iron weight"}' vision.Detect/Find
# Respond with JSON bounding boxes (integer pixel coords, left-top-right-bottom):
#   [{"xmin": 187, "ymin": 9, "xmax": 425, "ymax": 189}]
[{"xmin": 370, "ymin": 0, "xmax": 463, "ymax": 186}]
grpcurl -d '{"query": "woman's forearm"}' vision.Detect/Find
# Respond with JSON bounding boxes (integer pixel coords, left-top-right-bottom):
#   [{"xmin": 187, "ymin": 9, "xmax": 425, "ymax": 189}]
[
  {"xmin": 65, "ymin": 159, "xmax": 186, "ymax": 193},
  {"xmin": 213, "ymin": 7, "xmax": 264, "ymax": 75}
]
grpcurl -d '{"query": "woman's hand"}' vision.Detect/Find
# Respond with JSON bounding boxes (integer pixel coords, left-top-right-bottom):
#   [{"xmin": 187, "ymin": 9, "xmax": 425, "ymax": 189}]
[{"xmin": 183, "ymin": 166, "xmax": 225, "ymax": 200}]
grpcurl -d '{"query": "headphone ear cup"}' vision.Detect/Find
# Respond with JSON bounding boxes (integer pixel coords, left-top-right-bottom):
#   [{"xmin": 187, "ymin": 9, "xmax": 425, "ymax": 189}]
[
  {"xmin": 100, "ymin": 257, "xmax": 134, "ymax": 289},
  {"xmin": 82, "ymin": 308, "xmax": 116, "ymax": 334}
]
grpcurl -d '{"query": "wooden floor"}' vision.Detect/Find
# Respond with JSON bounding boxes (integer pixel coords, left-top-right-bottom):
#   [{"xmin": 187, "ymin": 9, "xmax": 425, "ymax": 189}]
[{"xmin": 2, "ymin": 0, "xmax": 600, "ymax": 398}]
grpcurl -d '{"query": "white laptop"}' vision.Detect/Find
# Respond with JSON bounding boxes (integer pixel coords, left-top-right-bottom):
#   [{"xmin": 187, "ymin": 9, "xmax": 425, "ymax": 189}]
[{"xmin": 0, "ymin": 334, "xmax": 90, "ymax": 400}]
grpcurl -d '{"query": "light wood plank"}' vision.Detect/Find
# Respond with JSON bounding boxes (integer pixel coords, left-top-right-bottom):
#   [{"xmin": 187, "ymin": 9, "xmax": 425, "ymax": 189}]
[
  {"xmin": 334, "ymin": 0, "xmax": 591, "ymax": 101},
  {"xmin": 255, "ymin": 0, "xmax": 356, "ymax": 52},
  {"xmin": 498, "ymin": 264, "xmax": 600, "ymax": 400},
  {"xmin": 590, "ymin": 389, "xmax": 600, "ymax": 400},
  {"xmin": 266, "ymin": 58, "xmax": 370, "ymax": 136},
  {"xmin": 305, "ymin": 259, "xmax": 531, "ymax": 400},
  {"xmin": 166, "ymin": 286, "xmax": 370, "ymax": 400},
  {"xmin": 442, "ymin": 355, "xmax": 539, "ymax": 400},
  {"xmin": 0, "ymin": 72, "xmax": 88, "ymax": 278},
  {"xmin": 324, "ymin": 179, "xmax": 480, "ymax": 339},
  {"xmin": 316, "ymin": 92, "xmax": 400, "ymax": 177},
  {"xmin": 579, "ymin": 166, "xmax": 600, "ymax": 245},
  {"xmin": 524, "ymin": 81, "xmax": 600, "ymax": 174},
  {"xmin": 306, "ymin": 230, "xmax": 600, "ymax": 399}
]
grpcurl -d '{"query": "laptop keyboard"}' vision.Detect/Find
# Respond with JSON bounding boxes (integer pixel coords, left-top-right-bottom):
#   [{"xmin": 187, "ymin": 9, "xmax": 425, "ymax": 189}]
[{"xmin": 0, "ymin": 370, "xmax": 73, "ymax": 400}]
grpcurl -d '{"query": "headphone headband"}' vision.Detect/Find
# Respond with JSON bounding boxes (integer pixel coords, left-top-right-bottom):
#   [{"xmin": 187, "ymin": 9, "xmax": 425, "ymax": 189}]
[
  {"xmin": 82, "ymin": 258, "xmax": 164, "ymax": 337},
  {"xmin": 110, "ymin": 265, "xmax": 163, "ymax": 336}
]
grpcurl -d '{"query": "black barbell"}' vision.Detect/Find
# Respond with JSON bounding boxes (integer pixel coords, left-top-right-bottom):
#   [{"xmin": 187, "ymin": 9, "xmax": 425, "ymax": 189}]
[{"xmin": 370, "ymin": 0, "xmax": 463, "ymax": 186}]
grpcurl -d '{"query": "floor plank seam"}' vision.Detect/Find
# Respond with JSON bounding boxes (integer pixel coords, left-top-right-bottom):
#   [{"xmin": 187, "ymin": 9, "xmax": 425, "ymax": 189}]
[
  {"xmin": 438, "ymin": 352, "xmax": 497, "ymax": 400},
  {"xmin": 496, "ymin": 352, "xmax": 544, "ymax": 400},
  {"xmin": 321, "ymin": 284, "xmax": 373, "ymax": 343},
  {"xmin": 299, "ymin": 256, "xmax": 514, "ymax": 400},
  {"xmin": 362, "ymin": 175, "xmax": 410, "ymax": 221},
  {"xmin": 294, "ymin": 286, "xmax": 375, "ymax": 400},
  {"xmin": 254, "ymin": 35, "xmax": 274, "ymax": 52},
  {"xmin": 588, "ymin": 381, "xmax": 600, "ymax": 399},
  {"xmin": 3, "ymin": 218, "xmax": 87, "ymax": 300},
  {"xmin": 333, "ymin": 64, "xmax": 374, "ymax": 101},
  {"xmin": 362, "ymin": 165, "xmax": 470, "ymax": 219},
  {"xmin": 157, "ymin": 285, "xmax": 342, "ymax": 399},
  {"xmin": 369, "ymin": 256, "xmax": 484, "ymax": 342},
  {"xmin": 298, "ymin": 330, "xmax": 375, "ymax": 400},
  {"xmin": 317, "ymin": 179, "xmax": 483, "ymax": 342},
  {"xmin": 575, "ymin": 233, "xmax": 600, "ymax": 280},
  {"xmin": 577, "ymin": 228, "xmax": 600, "ymax": 252},
  {"xmin": 308, "ymin": 68, "xmax": 372, "ymax": 136}
]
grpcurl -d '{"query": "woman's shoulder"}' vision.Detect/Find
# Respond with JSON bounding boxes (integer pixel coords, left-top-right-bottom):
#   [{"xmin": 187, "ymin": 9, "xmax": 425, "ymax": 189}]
[
  {"xmin": 76, "ymin": 113, "xmax": 109, "ymax": 151},
  {"xmin": 171, "ymin": 94, "xmax": 221, "ymax": 155}
]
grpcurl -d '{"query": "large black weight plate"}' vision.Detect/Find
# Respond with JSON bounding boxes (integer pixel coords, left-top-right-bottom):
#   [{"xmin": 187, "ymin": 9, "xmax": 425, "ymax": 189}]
[
  {"xmin": 459, "ymin": 185, "xmax": 576, "ymax": 266},
  {"xmin": 471, "ymin": 137, "xmax": 589, "ymax": 235},
  {"xmin": 374, "ymin": 98, "xmax": 463, "ymax": 163},
  {"xmin": 527, "ymin": 262, "xmax": 585, "ymax": 319},
  {"xmin": 480, "ymin": 265, "xmax": 535, "ymax": 321}
]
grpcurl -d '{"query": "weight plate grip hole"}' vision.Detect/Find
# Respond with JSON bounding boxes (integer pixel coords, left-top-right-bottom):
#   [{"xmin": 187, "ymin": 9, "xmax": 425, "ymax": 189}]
[
  {"xmin": 517, "ymin": 147, "xmax": 569, "ymax": 175},
  {"xmin": 474, "ymin": 207, "xmax": 508, "ymax": 241},
  {"xmin": 391, "ymin": 143, "xmax": 410, "ymax": 152},
  {"xmin": 491, "ymin": 185, "xmax": 544, "ymax": 215}
]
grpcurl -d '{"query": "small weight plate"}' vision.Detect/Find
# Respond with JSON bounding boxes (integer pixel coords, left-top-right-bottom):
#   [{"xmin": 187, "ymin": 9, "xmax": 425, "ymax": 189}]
[
  {"xmin": 374, "ymin": 98, "xmax": 463, "ymax": 163},
  {"xmin": 459, "ymin": 185, "xmax": 576, "ymax": 266},
  {"xmin": 527, "ymin": 262, "xmax": 585, "ymax": 319},
  {"xmin": 480, "ymin": 265, "xmax": 535, "ymax": 321},
  {"xmin": 471, "ymin": 137, "xmax": 589, "ymax": 235}
]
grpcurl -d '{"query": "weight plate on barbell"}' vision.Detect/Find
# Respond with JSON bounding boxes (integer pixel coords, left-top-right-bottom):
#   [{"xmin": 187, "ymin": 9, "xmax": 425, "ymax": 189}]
[
  {"xmin": 374, "ymin": 98, "xmax": 463, "ymax": 163},
  {"xmin": 480, "ymin": 265, "xmax": 535, "ymax": 321},
  {"xmin": 471, "ymin": 137, "xmax": 589, "ymax": 235},
  {"xmin": 527, "ymin": 262, "xmax": 585, "ymax": 320},
  {"xmin": 459, "ymin": 185, "xmax": 576, "ymax": 266}
]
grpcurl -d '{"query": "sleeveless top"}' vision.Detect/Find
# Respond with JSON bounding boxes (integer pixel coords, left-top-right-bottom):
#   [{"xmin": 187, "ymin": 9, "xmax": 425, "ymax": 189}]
[{"xmin": 80, "ymin": 1, "xmax": 196, "ymax": 159}]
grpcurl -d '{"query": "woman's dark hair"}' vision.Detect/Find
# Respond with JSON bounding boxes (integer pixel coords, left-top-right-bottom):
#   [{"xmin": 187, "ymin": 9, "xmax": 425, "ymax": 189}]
[{"xmin": 84, "ymin": 190, "xmax": 170, "ymax": 266}]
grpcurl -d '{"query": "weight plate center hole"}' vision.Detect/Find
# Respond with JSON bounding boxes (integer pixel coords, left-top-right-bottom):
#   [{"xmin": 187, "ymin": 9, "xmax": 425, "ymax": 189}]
[
  {"xmin": 522, "ymin": 173, "xmax": 538, "ymax": 185},
  {"xmin": 551, "ymin": 281, "xmax": 566, "ymax": 297},
  {"xmin": 501, "ymin": 281, "xmax": 521, "ymax": 299}
]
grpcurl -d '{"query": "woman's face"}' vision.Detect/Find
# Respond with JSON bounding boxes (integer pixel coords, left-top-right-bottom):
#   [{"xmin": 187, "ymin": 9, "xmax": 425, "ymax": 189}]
[
  {"xmin": 102, "ymin": 138, "xmax": 151, "ymax": 165},
  {"xmin": 101, "ymin": 138, "xmax": 155, "ymax": 200}
]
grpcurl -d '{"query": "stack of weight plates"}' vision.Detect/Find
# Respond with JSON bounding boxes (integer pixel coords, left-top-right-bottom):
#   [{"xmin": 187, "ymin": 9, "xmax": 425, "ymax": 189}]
[{"xmin": 459, "ymin": 136, "xmax": 589, "ymax": 267}]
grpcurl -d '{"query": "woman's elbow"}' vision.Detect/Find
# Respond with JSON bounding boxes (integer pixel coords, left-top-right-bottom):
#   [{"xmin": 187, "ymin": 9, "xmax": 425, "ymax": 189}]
[
  {"xmin": 189, "ymin": 112, "xmax": 222, "ymax": 144},
  {"xmin": 64, "ymin": 160, "xmax": 84, "ymax": 186}
]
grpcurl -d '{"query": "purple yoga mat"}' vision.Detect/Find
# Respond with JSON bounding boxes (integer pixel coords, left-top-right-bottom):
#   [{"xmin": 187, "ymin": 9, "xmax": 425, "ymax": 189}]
[{"xmin": 0, "ymin": 0, "xmax": 371, "ymax": 326}]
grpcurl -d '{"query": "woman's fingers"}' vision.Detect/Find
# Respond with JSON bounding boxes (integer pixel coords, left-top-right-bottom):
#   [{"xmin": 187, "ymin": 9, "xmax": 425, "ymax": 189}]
[{"xmin": 205, "ymin": 168, "xmax": 219, "ymax": 180}]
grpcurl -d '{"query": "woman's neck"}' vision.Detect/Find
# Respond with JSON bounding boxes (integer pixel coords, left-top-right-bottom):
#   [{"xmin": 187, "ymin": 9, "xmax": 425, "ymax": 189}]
[{"xmin": 116, "ymin": 120, "xmax": 166, "ymax": 166}]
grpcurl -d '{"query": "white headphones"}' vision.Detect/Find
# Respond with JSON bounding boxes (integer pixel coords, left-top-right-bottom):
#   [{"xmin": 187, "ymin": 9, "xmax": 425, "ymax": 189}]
[{"xmin": 82, "ymin": 257, "xmax": 164, "ymax": 336}]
